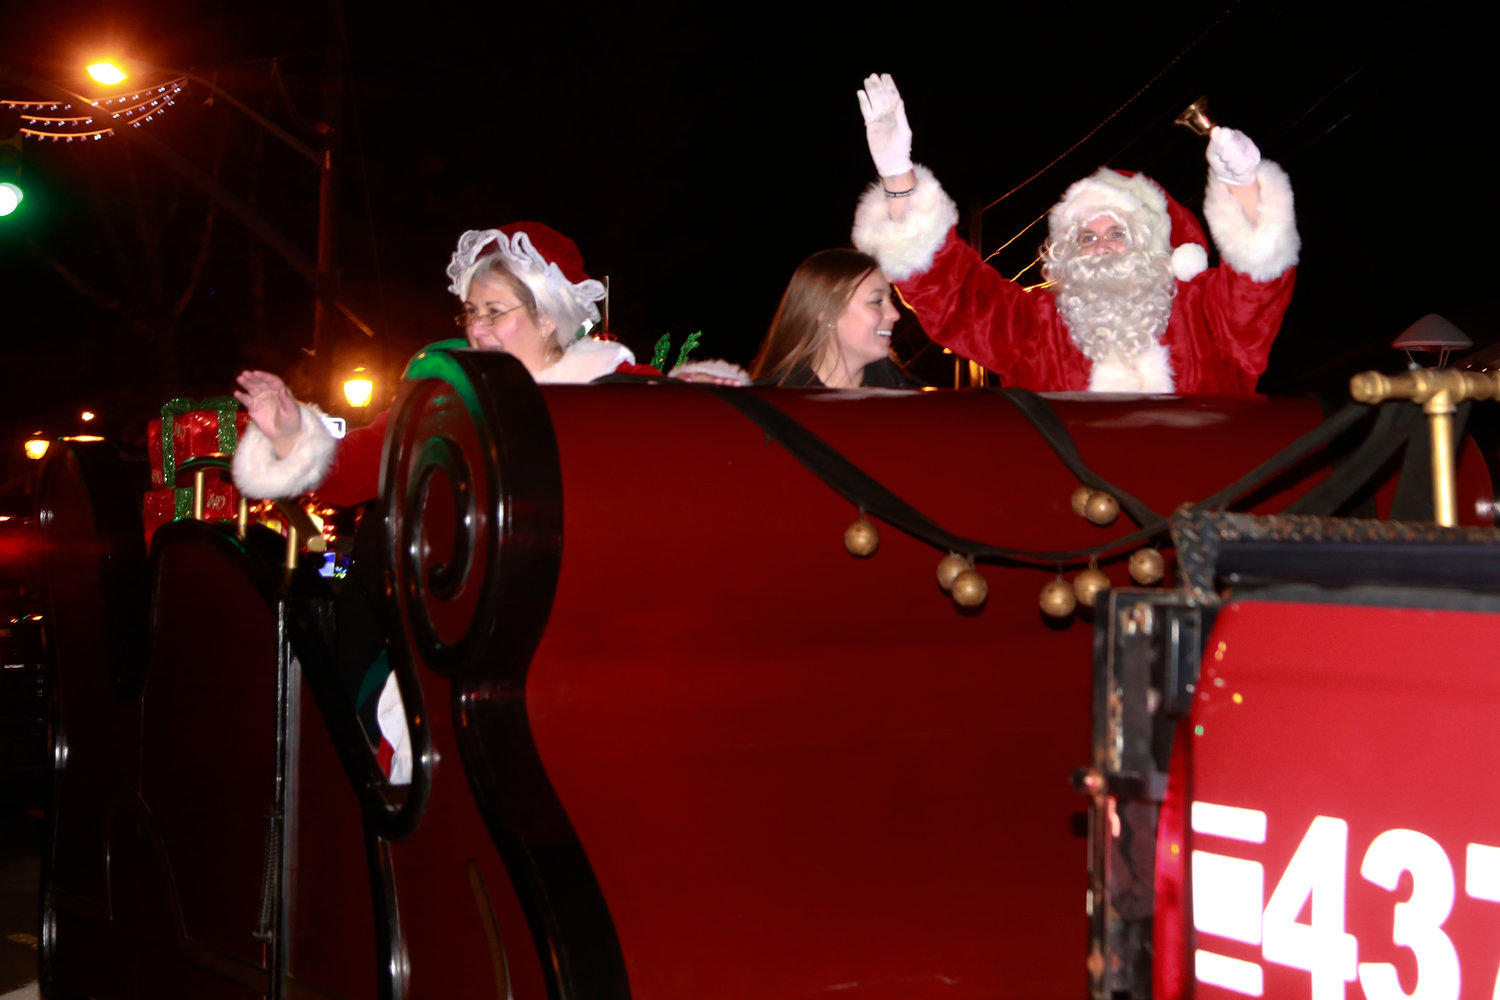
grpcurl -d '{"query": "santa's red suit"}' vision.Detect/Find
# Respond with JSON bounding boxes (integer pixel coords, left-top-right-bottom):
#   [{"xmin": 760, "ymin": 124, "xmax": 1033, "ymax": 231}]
[{"xmin": 852, "ymin": 161, "xmax": 1301, "ymax": 393}]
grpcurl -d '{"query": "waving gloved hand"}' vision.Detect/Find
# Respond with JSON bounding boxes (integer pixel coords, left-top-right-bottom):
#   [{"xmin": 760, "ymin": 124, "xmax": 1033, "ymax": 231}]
[
  {"xmin": 1207, "ymin": 126, "xmax": 1261, "ymax": 186},
  {"xmin": 857, "ymin": 73, "xmax": 913, "ymax": 178}
]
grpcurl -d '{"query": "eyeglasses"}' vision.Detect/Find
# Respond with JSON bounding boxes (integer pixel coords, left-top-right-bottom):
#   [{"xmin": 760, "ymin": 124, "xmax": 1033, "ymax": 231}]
[
  {"xmin": 454, "ymin": 305, "xmax": 522, "ymax": 329},
  {"xmin": 1077, "ymin": 226, "xmax": 1129, "ymax": 249}
]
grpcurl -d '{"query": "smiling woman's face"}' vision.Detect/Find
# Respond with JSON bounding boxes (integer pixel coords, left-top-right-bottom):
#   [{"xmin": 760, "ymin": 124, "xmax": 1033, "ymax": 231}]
[
  {"xmin": 462, "ymin": 268, "xmax": 558, "ymax": 373},
  {"xmin": 827, "ymin": 270, "xmax": 899, "ymax": 381}
]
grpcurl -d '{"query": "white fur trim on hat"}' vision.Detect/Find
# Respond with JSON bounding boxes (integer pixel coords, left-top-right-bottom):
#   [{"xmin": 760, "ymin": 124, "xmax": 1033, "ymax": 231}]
[
  {"xmin": 1171, "ymin": 242, "xmax": 1209, "ymax": 282},
  {"xmin": 231, "ymin": 403, "xmax": 337, "ymax": 500},
  {"xmin": 446, "ymin": 228, "xmax": 607, "ymax": 326},
  {"xmin": 535, "ymin": 337, "xmax": 637, "ymax": 384},
  {"xmin": 1087, "ymin": 342, "xmax": 1175, "ymax": 393},
  {"xmin": 1202, "ymin": 159, "xmax": 1299, "ymax": 281},
  {"xmin": 668, "ymin": 358, "xmax": 751, "ymax": 385},
  {"xmin": 1049, "ymin": 169, "xmax": 1171, "ymax": 256},
  {"xmin": 851, "ymin": 164, "xmax": 959, "ymax": 282}
]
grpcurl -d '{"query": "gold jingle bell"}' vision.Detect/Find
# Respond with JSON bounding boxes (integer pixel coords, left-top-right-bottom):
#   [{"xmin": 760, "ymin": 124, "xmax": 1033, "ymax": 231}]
[
  {"xmin": 951, "ymin": 569, "xmax": 988, "ymax": 608},
  {"xmin": 1084, "ymin": 491, "xmax": 1119, "ymax": 526},
  {"xmin": 844, "ymin": 519, "xmax": 880, "ymax": 558},
  {"xmin": 1073, "ymin": 566, "xmax": 1111, "ymax": 608},
  {"xmin": 1128, "ymin": 547, "xmax": 1166, "ymax": 585},
  {"xmin": 1040, "ymin": 577, "xmax": 1077, "ymax": 618},
  {"xmin": 936, "ymin": 553, "xmax": 973, "ymax": 591},
  {"xmin": 1070, "ymin": 485, "xmax": 1094, "ymax": 518}
]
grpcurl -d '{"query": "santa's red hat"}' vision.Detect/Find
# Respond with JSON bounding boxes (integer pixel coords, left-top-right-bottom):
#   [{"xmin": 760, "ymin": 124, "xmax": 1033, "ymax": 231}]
[
  {"xmin": 446, "ymin": 222, "xmax": 607, "ymax": 343},
  {"xmin": 1048, "ymin": 168, "xmax": 1209, "ymax": 282}
]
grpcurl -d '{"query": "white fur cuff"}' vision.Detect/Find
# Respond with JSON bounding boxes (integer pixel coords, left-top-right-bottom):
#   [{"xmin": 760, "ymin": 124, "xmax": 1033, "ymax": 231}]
[
  {"xmin": 231, "ymin": 403, "xmax": 337, "ymax": 500},
  {"xmin": 1203, "ymin": 159, "xmax": 1299, "ymax": 281},
  {"xmin": 851, "ymin": 164, "xmax": 959, "ymax": 281},
  {"xmin": 669, "ymin": 358, "xmax": 751, "ymax": 385}
]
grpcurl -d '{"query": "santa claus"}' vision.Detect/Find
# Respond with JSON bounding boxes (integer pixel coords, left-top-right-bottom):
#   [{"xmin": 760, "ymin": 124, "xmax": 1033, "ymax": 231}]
[{"xmin": 850, "ymin": 73, "xmax": 1300, "ymax": 394}]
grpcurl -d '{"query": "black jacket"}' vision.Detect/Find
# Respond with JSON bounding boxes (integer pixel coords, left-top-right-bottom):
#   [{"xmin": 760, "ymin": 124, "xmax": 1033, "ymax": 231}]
[{"xmin": 756, "ymin": 358, "xmax": 917, "ymax": 388}]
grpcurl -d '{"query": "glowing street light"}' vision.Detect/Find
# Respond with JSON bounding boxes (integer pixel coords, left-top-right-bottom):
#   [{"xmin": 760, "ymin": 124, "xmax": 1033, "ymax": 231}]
[
  {"xmin": 80, "ymin": 410, "xmax": 96, "ymax": 421},
  {"xmin": 86, "ymin": 62, "xmax": 127, "ymax": 86},
  {"xmin": 24, "ymin": 438, "xmax": 49, "ymax": 460},
  {"xmin": 343, "ymin": 367, "xmax": 374, "ymax": 407},
  {"xmin": 0, "ymin": 182, "xmax": 20, "ymax": 217},
  {"xmin": 71, "ymin": 53, "xmax": 376, "ymax": 404}
]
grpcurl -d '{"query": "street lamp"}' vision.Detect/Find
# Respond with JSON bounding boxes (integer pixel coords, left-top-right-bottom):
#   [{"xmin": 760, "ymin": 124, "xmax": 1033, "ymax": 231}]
[
  {"xmin": 86, "ymin": 62, "xmax": 127, "ymax": 86},
  {"xmin": 343, "ymin": 367, "xmax": 374, "ymax": 408},
  {"xmin": 79, "ymin": 56, "xmax": 364, "ymax": 399},
  {"xmin": 23, "ymin": 438, "xmax": 48, "ymax": 461},
  {"xmin": 3, "ymin": 49, "xmax": 373, "ymax": 405}
]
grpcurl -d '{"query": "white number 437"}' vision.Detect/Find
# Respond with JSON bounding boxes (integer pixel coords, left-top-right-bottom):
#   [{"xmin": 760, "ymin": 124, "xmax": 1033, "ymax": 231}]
[{"xmin": 1193, "ymin": 805, "xmax": 1500, "ymax": 999}]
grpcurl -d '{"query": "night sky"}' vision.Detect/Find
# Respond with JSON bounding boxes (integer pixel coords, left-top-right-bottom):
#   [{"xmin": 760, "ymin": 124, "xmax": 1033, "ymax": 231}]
[{"xmin": 1, "ymin": 1, "xmax": 1496, "ymax": 487}]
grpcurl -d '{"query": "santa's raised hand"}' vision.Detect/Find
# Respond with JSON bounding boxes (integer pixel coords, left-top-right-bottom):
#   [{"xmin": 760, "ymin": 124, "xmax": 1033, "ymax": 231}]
[
  {"xmin": 234, "ymin": 370, "xmax": 304, "ymax": 458},
  {"xmin": 1207, "ymin": 126, "xmax": 1261, "ymax": 187},
  {"xmin": 857, "ymin": 73, "xmax": 913, "ymax": 178}
]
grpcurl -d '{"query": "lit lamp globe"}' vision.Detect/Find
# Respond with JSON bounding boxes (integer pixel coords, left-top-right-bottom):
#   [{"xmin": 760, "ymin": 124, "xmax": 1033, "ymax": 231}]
[
  {"xmin": 343, "ymin": 371, "xmax": 374, "ymax": 408},
  {"xmin": 24, "ymin": 438, "xmax": 49, "ymax": 461},
  {"xmin": 0, "ymin": 183, "xmax": 22, "ymax": 218},
  {"xmin": 87, "ymin": 62, "xmax": 127, "ymax": 85}
]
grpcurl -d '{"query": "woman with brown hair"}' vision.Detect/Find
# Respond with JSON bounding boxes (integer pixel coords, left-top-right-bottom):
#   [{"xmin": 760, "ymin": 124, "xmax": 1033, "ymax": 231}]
[{"xmin": 750, "ymin": 248, "xmax": 913, "ymax": 388}]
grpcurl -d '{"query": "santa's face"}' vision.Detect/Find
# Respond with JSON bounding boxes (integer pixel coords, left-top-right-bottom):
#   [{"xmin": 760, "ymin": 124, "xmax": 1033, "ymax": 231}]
[
  {"xmin": 1077, "ymin": 215, "xmax": 1131, "ymax": 256},
  {"xmin": 831, "ymin": 270, "xmax": 900, "ymax": 375},
  {"xmin": 463, "ymin": 270, "xmax": 558, "ymax": 374}
]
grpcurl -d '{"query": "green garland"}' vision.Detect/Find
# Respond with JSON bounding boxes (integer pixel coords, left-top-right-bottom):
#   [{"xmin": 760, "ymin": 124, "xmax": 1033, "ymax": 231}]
[
  {"xmin": 650, "ymin": 331, "xmax": 704, "ymax": 373},
  {"xmin": 674, "ymin": 332, "xmax": 702, "ymax": 371}
]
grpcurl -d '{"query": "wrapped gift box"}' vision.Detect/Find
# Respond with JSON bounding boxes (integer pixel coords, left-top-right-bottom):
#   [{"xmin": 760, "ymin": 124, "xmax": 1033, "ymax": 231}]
[
  {"xmin": 147, "ymin": 397, "xmax": 248, "ymax": 487},
  {"xmin": 142, "ymin": 479, "xmax": 241, "ymax": 545}
]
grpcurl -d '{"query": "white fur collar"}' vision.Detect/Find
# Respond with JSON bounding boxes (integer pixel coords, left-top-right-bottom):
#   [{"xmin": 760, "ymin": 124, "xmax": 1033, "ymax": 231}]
[
  {"xmin": 535, "ymin": 337, "xmax": 636, "ymax": 384},
  {"xmin": 1087, "ymin": 342, "xmax": 1175, "ymax": 393}
]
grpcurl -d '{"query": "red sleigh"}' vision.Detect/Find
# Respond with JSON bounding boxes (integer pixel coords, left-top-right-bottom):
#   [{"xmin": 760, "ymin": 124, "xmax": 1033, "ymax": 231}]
[{"xmin": 32, "ymin": 347, "xmax": 1500, "ymax": 998}]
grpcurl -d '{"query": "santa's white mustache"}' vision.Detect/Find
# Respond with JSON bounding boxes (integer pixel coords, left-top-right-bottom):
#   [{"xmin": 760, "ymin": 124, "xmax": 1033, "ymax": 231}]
[{"xmin": 1064, "ymin": 248, "xmax": 1162, "ymax": 282}]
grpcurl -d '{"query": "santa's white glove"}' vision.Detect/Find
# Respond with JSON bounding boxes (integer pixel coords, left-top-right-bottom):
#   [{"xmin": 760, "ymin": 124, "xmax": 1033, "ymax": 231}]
[
  {"xmin": 1207, "ymin": 126, "xmax": 1261, "ymax": 186},
  {"xmin": 857, "ymin": 73, "xmax": 913, "ymax": 178}
]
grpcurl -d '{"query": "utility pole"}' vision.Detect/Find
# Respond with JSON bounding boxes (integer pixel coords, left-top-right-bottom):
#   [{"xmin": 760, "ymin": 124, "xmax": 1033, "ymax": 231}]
[{"xmin": 313, "ymin": 0, "xmax": 347, "ymax": 400}]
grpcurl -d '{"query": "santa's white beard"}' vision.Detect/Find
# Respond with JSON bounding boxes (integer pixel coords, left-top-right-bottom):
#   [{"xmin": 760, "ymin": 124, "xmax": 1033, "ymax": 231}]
[{"xmin": 1053, "ymin": 248, "xmax": 1177, "ymax": 364}]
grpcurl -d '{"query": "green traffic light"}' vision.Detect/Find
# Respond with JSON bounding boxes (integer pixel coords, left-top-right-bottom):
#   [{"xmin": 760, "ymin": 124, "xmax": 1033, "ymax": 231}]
[
  {"xmin": 0, "ymin": 181, "xmax": 22, "ymax": 216},
  {"xmin": 2, "ymin": 105, "xmax": 23, "ymax": 216}
]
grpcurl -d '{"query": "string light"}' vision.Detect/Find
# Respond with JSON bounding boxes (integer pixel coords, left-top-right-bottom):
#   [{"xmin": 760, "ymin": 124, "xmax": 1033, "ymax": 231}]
[
  {"xmin": 1, "ymin": 78, "xmax": 184, "ymax": 142},
  {"xmin": 984, "ymin": 207, "xmax": 1051, "ymax": 264},
  {"xmin": 1010, "ymin": 256, "xmax": 1043, "ymax": 283}
]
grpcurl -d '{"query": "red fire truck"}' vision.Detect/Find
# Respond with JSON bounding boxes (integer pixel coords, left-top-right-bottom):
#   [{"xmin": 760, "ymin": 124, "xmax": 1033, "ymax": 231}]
[{"xmin": 31, "ymin": 347, "xmax": 1500, "ymax": 998}]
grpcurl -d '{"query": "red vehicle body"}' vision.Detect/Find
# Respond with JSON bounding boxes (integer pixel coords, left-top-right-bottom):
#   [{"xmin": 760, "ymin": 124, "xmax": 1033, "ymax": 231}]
[{"xmin": 31, "ymin": 348, "xmax": 1499, "ymax": 998}]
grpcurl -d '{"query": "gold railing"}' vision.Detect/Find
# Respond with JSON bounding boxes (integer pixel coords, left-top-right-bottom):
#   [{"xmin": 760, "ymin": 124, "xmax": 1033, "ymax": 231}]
[{"xmin": 1349, "ymin": 369, "xmax": 1500, "ymax": 526}]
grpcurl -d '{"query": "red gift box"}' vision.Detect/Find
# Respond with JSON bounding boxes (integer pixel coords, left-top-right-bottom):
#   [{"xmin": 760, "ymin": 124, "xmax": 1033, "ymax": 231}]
[
  {"xmin": 147, "ymin": 397, "xmax": 249, "ymax": 487},
  {"xmin": 142, "ymin": 478, "xmax": 242, "ymax": 547}
]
